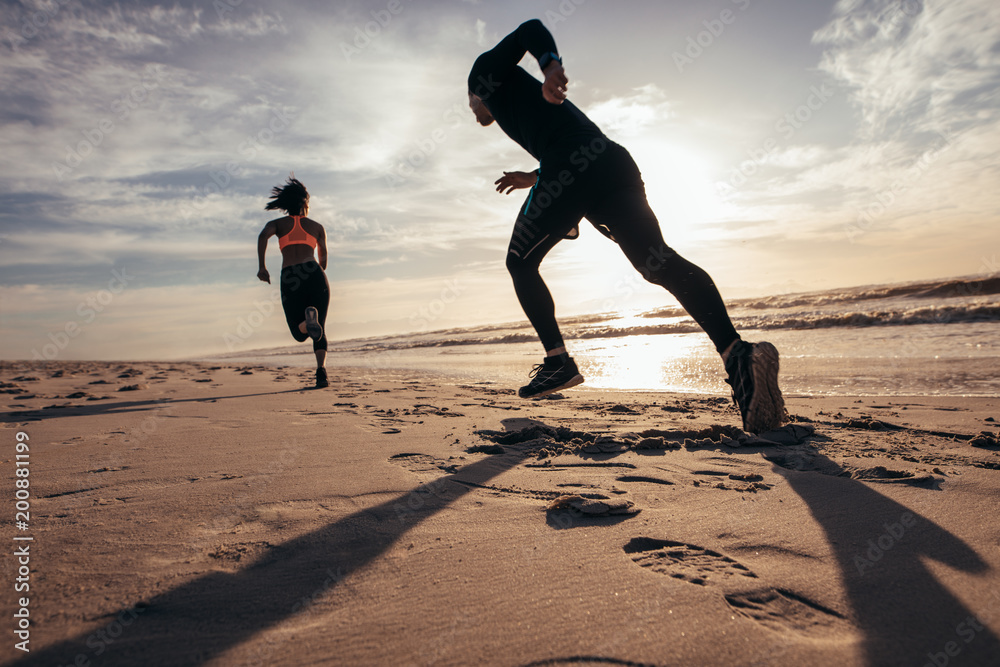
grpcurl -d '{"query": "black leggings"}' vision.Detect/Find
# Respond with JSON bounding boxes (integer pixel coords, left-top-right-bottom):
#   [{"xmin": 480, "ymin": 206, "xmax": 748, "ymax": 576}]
[
  {"xmin": 506, "ymin": 140, "xmax": 739, "ymax": 354},
  {"xmin": 280, "ymin": 260, "xmax": 330, "ymax": 351}
]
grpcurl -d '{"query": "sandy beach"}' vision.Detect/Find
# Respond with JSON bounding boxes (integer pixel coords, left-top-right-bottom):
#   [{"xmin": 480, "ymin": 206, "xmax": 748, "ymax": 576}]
[{"xmin": 2, "ymin": 361, "xmax": 1000, "ymax": 666}]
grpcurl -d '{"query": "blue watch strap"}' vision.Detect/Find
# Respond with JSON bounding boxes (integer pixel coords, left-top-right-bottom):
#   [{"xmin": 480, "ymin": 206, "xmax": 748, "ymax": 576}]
[{"xmin": 538, "ymin": 51, "xmax": 562, "ymax": 71}]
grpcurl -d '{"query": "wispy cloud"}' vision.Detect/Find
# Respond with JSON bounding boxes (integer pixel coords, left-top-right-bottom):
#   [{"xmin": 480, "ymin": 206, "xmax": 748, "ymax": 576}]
[{"xmin": 814, "ymin": 0, "xmax": 1000, "ymax": 137}]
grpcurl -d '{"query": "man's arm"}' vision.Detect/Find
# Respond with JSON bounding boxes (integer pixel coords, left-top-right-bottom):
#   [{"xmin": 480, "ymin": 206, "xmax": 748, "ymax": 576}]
[
  {"xmin": 495, "ymin": 170, "xmax": 538, "ymax": 195},
  {"xmin": 468, "ymin": 19, "xmax": 559, "ymax": 98},
  {"xmin": 541, "ymin": 60, "xmax": 568, "ymax": 104}
]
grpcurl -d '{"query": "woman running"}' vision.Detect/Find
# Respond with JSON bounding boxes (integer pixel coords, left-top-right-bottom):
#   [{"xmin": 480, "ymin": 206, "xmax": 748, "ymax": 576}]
[{"xmin": 256, "ymin": 176, "xmax": 331, "ymax": 389}]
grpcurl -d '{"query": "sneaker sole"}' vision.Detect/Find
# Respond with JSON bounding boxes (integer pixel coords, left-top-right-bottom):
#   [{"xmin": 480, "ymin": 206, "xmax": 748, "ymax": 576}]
[
  {"xmin": 747, "ymin": 342, "xmax": 786, "ymax": 433},
  {"xmin": 304, "ymin": 307, "xmax": 323, "ymax": 341},
  {"xmin": 522, "ymin": 374, "xmax": 585, "ymax": 400}
]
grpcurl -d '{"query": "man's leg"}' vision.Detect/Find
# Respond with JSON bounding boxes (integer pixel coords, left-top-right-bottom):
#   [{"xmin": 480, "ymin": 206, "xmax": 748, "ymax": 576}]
[
  {"xmin": 585, "ymin": 146, "xmax": 784, "ymax": 431},
  {"xmin": 505, "ymin": 186, "xmax": 586, "ymax": 397},
  {"xmin": 505, "ymin": 198, "xmax": 581, "ymax": 353},
  {"xmin": 585, "ymin": 149, "xmax": 739, "ymax": 355}
]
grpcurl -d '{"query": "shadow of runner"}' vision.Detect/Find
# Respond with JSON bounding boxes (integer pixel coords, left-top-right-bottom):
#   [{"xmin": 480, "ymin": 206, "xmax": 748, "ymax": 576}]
[
  {"xmin": 0, "ymin": 389, "xmax": 316, "ymax": 424},
  {"xmin": 9, "ymin": 453, "xmax": 525, "ymax": 667},
  {"xmin": 768, "ymin": 451, "xmax": 1000, "ymax": 665}
]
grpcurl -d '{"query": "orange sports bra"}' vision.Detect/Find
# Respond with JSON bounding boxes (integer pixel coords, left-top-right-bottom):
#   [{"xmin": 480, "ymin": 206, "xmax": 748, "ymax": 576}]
[{"xmin": 278, "ymin": 216, "xmax": 318, "ymax": 250}]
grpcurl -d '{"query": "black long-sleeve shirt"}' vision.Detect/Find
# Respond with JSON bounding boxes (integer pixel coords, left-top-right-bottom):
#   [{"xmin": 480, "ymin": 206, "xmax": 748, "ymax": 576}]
[{"xmin": 468, "ymin": 19, "xmax": 605, "ymax": 162}]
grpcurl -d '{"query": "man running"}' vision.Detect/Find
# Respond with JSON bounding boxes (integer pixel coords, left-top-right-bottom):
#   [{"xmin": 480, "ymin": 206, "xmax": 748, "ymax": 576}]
[
  {"xmin": 468, "ymin": 19, "xmax": 784, "ymax": 433},
  {"xmin": 257, "ymin": 176, "xmax": 331, "ymax": 389}
]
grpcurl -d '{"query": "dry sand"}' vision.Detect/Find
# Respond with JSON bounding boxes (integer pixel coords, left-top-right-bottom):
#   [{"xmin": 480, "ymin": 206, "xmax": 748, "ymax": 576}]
[{"xmin": 2, "ymin": 360, "xmax": 1000, "ymax": 666}]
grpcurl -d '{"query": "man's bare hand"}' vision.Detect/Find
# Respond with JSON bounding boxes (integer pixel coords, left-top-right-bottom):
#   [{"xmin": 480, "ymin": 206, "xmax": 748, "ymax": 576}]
[
  {"xmin": 542, "ymin": 61, "xmax": 568, "ymax": 104},
  {"xmin": 495, "ymin": 171, "xmax": 538, "ymax": 194}
]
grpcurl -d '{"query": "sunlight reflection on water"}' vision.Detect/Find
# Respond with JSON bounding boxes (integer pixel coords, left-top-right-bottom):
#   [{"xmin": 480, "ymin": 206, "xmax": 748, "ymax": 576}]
[
  {"xmin": 230, "ymin": 324, "xmax": 1000, "ymax": 396},
  {"xmin": 572, "ymin": 335, "xmax": 725, "ymax": 393}
]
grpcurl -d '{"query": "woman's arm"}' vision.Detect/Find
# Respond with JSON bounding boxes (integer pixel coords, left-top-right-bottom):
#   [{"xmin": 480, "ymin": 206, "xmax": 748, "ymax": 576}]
[
  {"xmin": 317, "ymin": 225, "xmax": 328, "ymax": 272},
  {"xmin": 257, "ymin": 221, "xmax": 276, "ymax": 283}
]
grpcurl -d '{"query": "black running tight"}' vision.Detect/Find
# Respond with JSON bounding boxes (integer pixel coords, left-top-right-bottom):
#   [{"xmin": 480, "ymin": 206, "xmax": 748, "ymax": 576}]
[
  {"xmin": 505, "ymin": 141, "xmax": 739, "ymax": 354},
  {"xmin": 280, "ymin": 260, "xmax": 330, "ymax": 351}
]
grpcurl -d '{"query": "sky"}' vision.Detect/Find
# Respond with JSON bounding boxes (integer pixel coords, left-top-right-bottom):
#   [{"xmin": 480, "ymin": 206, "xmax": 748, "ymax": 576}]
[{"xmin": 0, "ymin": 0, "xmax": 998, "ymax": 360}]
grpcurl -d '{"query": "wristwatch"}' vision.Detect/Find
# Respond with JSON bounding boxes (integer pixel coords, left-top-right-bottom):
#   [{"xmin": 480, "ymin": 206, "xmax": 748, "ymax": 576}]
[{"xmin": 538, "ymin": 51, "xmax": 562, "ymax": 71}]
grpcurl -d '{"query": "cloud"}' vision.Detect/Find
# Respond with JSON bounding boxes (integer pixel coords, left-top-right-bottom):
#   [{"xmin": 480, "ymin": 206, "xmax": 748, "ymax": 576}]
[
  {"xmin": 582, "ymin": 84, "xmax": 673, "ymax": 139},
  {"xmin": 814, "ymin": 0, "xmax": 1000, "ymax": 138},
  {"xmin": 702, "ymin": 0, "xmax": 1000, "ymax": 251}
]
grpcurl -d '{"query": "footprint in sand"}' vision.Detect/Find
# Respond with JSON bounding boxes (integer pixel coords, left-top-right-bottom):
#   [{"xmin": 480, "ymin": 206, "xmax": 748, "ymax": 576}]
[
  {"xmin": 765, "ymin": 450, "xmax": 941, "ymax": 489},
  {"xmin": 616, "ymin": 475, "xmax": 674, "ymax": 486},
  {"xmin": 626, "ymin": 537, "xmax": 851, "ymax": 639},
  {"xmin": 388, "ymin": 453, "xmax": 594, "ymax": 503},
  {"xmin": 623, "ymin": 537, "xmax": 758, "ymax": 586},
  {"xmin": 724, "ymin": 588, "xmax": 851, "ymax": 637},
  {"xmin": 207, "ymin": 540, "xmax": 283, "ymax": 567},
  {"xmin": 389, "ymin": 452, "xmax": 462, "ymax": 476}
]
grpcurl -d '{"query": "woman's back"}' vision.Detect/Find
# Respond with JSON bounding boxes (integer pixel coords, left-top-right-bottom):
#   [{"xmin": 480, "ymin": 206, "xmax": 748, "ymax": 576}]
[{"xmin": 274, "ymin": 215, "xmax": 324, "ymax": 268}]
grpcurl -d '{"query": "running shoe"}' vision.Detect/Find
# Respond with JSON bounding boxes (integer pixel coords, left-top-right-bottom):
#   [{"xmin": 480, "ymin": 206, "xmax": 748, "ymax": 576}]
[
  {"xmin": 304, "ymin": 306, "xmax": 323, "ymax": 342},
  {"xmin": 518, "ymin": 354, "xmax": 584, "ymax": 399},
  {"xmin": 315, "ymin": 367, "xmax": 329, "ymax": 389},
  {"xmin": 724, "ymin": 340, "xmax": 786, "ymax": 433}
]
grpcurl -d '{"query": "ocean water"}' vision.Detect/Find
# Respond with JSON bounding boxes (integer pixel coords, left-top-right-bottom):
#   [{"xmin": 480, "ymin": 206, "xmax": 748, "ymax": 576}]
[{"xmin": 217, "ymin": 275, "xmax": 1000, "ymax": 397}]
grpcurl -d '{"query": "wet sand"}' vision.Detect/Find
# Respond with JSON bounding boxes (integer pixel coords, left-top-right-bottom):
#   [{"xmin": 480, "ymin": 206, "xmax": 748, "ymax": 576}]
[{"xmin": 2, "ymin": 360, "xmax": 1000, "ymax": 666}]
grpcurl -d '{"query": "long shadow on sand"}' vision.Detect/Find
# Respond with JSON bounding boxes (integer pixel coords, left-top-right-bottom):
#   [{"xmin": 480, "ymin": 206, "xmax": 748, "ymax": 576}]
[
  {"xmin": 0, "ymin": 388, "xmax": 316, "ymax": 424},
  {"xmin": 9, "ymin": 449, "xmax": 535, "ymax": 666},
  {"xmin": 764, "ymin": 449, "xmax": 1000, "ymax": 665}
]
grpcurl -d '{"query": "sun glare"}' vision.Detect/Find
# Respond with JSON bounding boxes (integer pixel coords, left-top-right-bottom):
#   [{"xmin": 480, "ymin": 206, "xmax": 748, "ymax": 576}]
[
  {"xmin": 549, "ymin": 140, "xmax": 728, "ymax": 318},
  {"xmin": 574, "ymin": 334, "xmax": 724, "ymax": 393},
  {"xmin": 634, "ymin": 143, "xmax": 725, "ymax": 238}
]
